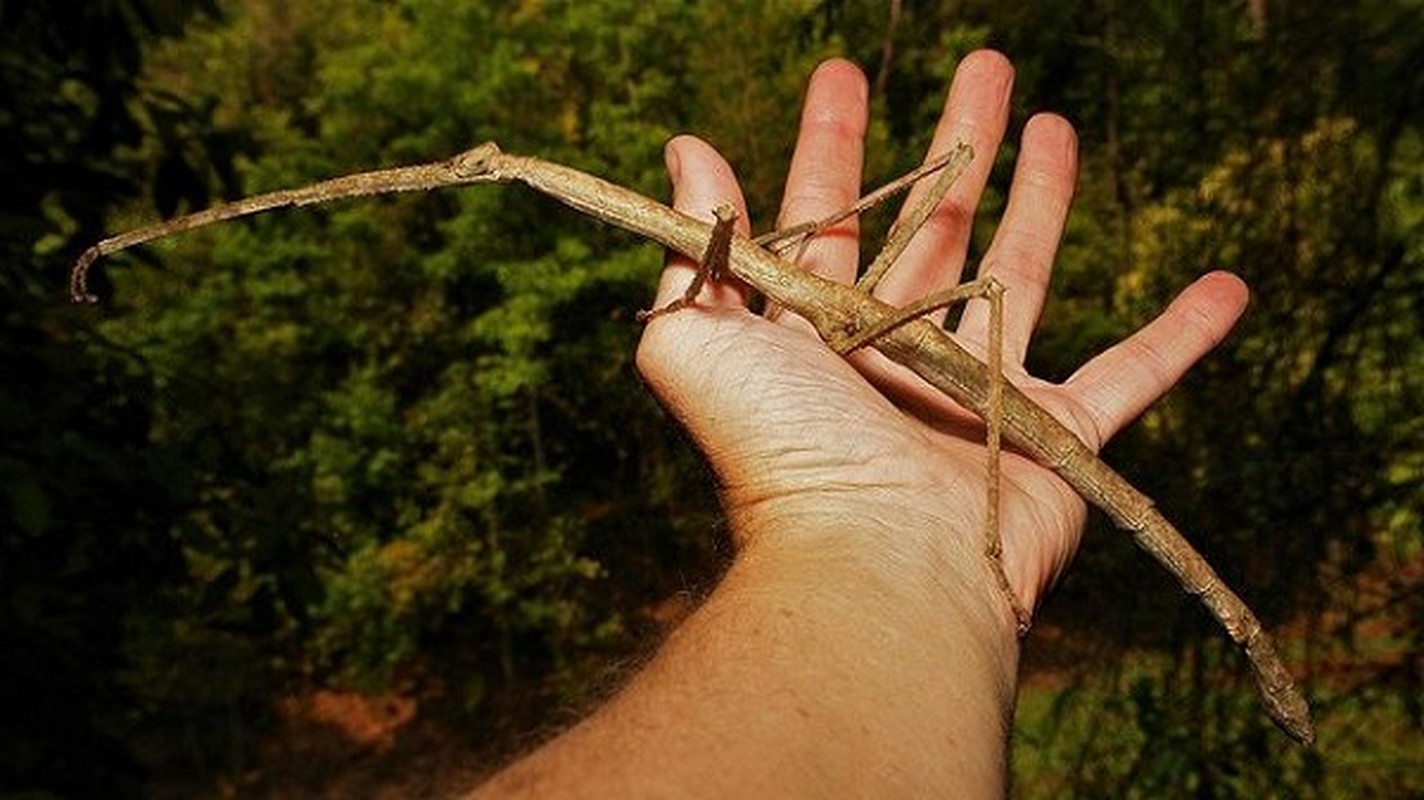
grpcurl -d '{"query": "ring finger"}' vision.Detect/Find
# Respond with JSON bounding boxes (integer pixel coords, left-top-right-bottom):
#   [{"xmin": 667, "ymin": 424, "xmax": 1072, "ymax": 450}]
[{"xmin": 957, "ymin": 113, "xmax": 1078, "ymax": 364}]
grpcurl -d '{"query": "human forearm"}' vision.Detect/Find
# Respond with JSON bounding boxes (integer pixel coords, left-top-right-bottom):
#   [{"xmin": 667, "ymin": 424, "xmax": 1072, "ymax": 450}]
[{"xmin": 471, "ymin": 514, "xmax": 1019, "ymax": 799}]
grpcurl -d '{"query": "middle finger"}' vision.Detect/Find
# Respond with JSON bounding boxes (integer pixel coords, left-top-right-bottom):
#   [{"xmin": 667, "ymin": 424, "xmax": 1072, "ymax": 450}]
[{"xmin": 871, "ymin": 50, "xmax": 1014, "ymax": 311}]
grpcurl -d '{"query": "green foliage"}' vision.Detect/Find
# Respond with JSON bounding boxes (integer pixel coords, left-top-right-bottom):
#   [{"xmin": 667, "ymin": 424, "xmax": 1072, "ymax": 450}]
[
  {"xmin": 1, "ymin": 2, "xmax": 219, "ymax": 797},
  {"xmin": 1013, "ymin": 645, "xmax": 1424, "ymax": 798},
  {"xmin": 95, "ymin": 0, "xmax": 753, "ymax": 767}
]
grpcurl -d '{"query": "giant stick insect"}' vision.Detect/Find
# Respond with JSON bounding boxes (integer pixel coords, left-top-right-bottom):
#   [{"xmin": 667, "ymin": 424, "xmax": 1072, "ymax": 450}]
[{"xmin": 70, "ymin": 134, "xmax": 1315, "ymax": 744}]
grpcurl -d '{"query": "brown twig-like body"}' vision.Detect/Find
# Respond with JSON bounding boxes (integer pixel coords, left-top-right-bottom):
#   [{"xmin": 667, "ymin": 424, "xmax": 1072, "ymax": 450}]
[{"xmin": 69, "ymin": 141, "xmax": 1314, "ymax": 744}]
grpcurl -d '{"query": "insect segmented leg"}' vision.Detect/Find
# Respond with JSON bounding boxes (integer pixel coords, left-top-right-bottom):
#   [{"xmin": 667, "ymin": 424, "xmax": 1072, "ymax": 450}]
[
  {"xmin": 751, "ymin": 144, "xmax": 973, "ymax": 276},
  {"xmin": 856, "ymin": 143, "xmax": 972, "ymax": 294},
  {"xmin": 638, "ymin": 202, "xmax": 738, "ymax": 321}
]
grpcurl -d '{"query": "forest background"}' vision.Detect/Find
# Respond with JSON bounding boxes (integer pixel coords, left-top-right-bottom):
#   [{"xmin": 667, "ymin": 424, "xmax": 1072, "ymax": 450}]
[{"xmin": 2, "ymin": 0, "xmax": 1421, "ymax": 797}]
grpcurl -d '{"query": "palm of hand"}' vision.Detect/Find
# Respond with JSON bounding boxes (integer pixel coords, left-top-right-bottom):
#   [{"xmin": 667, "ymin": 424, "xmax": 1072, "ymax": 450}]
[{"xmin": 639, "ymin": 276, "xmax": 1087, "ymax": 616}]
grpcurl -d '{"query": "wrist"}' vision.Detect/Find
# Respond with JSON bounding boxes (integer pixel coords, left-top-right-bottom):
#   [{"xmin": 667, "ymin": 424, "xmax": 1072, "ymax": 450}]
[
  {"xmin": 726, "ymin": 492, "xmax": 1022, "ymax": 675},
  {"xmin": 705, "ymin": 504, "xmax": 1023, "ymax": 794}
]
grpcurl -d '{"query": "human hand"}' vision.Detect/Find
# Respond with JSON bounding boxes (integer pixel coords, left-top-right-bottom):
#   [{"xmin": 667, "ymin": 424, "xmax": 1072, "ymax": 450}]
[{"xmin": 636, "ymin": 51, "xmax": 1247, "ymax": 629}]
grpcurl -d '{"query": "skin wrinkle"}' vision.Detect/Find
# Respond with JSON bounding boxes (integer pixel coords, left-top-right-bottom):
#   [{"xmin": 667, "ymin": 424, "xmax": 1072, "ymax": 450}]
[
  {"xmin": 1044, "ymin": 391, "xmax": 1108, "ymax": 455},
  {"xmin": 733, "ymin": 486, "xmax": 983, "ymax": 574},
  {"xmin": 976, "ymin": 258, "xmax": 1044, "ymax": 365},
  {"xmin": 999, "ymin": 467, "xmax": 1085, "ymax": 602},
  {"xmin": 900, "ymin": 202, "xmax": 975, "ymax": 271},
  {"xmin": 1177, "ymin": 286, "xmax": 1236, "ymax": 351},
  {"xmin": 1067, "ymin": 334, "xmax": 1171, "ymax": 436},
  {"xmin": 669, "ymin": 322, "xmax": 971, "ymax": 506}
]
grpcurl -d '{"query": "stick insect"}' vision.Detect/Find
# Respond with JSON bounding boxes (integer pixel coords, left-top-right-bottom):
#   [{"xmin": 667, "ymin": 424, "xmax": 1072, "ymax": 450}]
[{"xmin": 70, "ymin": 138, "xmax": 1315, "ymax": 745}]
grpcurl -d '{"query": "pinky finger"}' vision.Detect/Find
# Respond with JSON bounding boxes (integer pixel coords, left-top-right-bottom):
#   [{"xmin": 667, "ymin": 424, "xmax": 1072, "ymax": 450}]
[{"xmin": 1062, "ymin": 271, "xmax": 1249, "ymax": 448}]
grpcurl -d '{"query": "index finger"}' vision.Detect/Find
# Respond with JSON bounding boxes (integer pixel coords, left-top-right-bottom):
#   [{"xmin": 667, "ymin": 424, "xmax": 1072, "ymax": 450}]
[{"xmin": 773, "ymin": 58, "xmax": 870, "ymax": 287}]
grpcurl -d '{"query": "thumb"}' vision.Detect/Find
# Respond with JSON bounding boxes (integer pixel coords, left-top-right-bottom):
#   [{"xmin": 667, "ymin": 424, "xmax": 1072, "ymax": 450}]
[{"xmin": 650, "ymin": 135, "xmax": 752, "ymax": 311}]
